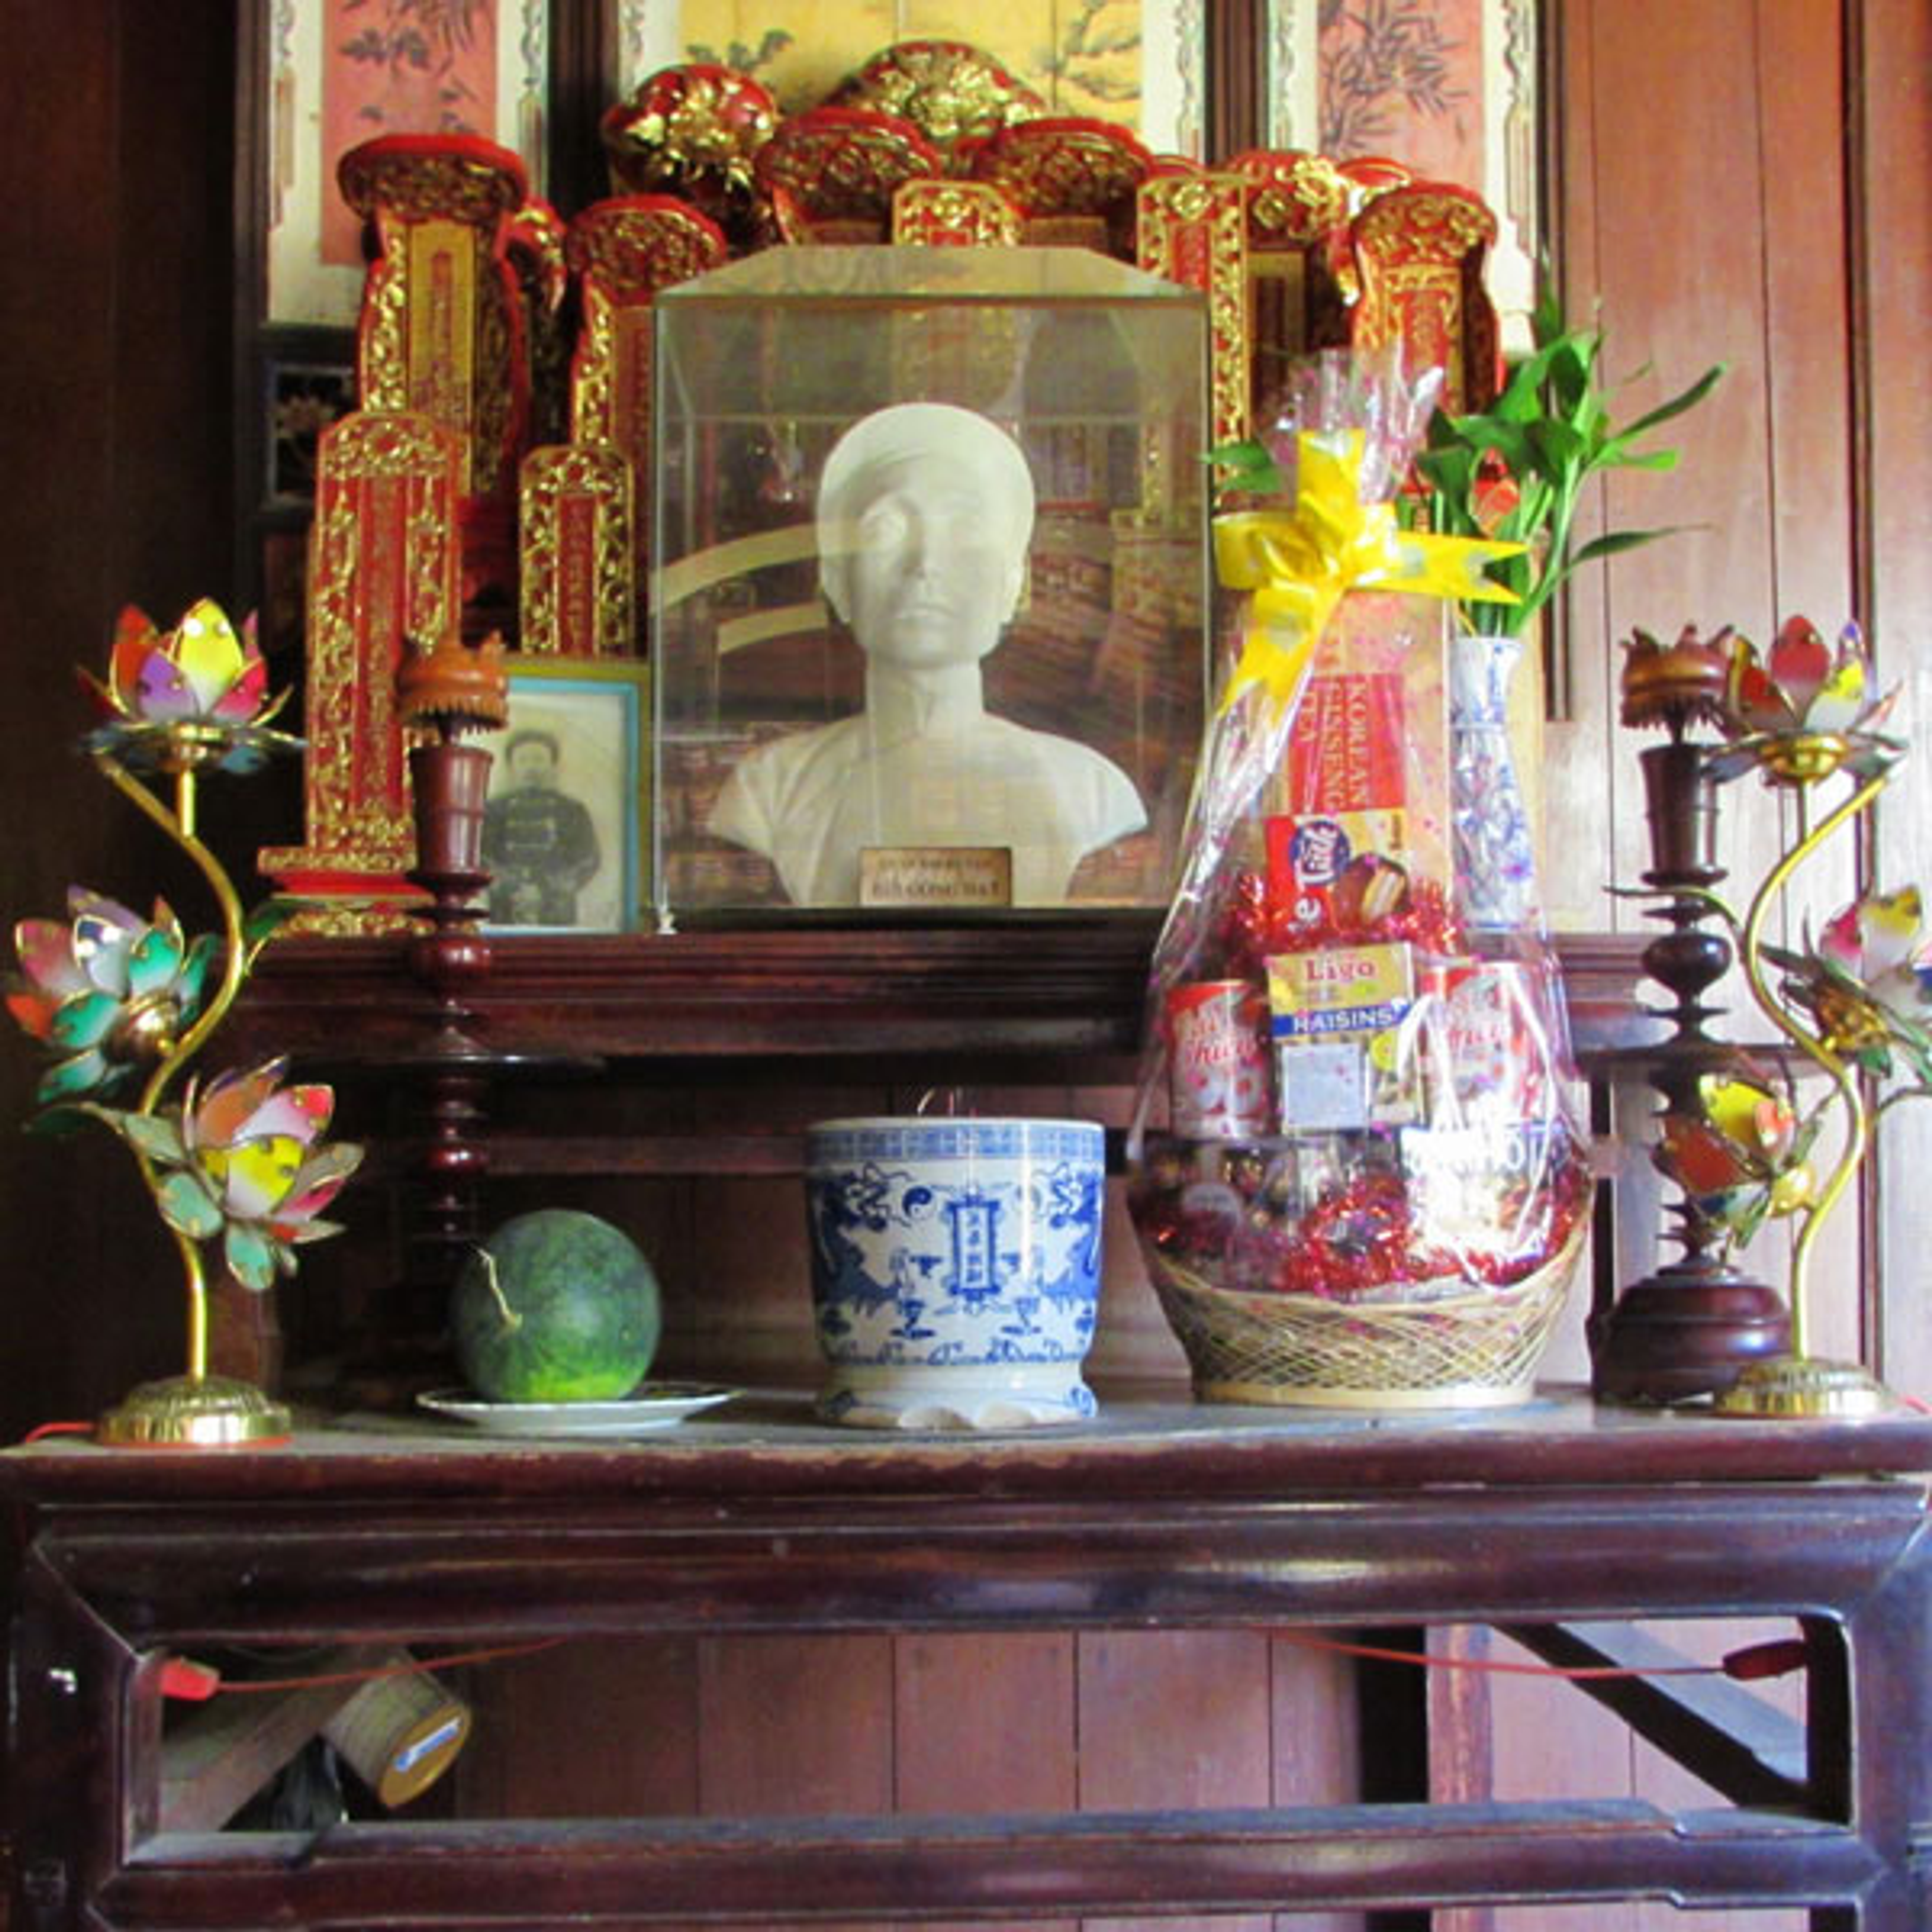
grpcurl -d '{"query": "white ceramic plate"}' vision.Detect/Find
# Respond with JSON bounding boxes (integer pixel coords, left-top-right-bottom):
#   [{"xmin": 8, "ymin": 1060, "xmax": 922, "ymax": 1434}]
[{"xmin": 416, "ymin": 1383, "xmax": 739, "ymax": 1437}]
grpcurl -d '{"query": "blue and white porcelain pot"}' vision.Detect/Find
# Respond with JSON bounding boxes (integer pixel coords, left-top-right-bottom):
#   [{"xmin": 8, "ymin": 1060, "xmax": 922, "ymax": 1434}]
[{"xmin": 803, "ymin": 1116, "xmax": 1105, "ymax": 1429}]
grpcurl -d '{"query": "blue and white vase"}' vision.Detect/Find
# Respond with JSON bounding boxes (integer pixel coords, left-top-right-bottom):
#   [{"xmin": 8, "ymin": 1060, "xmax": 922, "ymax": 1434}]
[
  {"xmin": 1449, "ymin": 626, "xmax": 1541, "ymax": 933},
  {"xmin": 803, "ymin": 1116, "xmax": 1105, "ymax": 1429}
]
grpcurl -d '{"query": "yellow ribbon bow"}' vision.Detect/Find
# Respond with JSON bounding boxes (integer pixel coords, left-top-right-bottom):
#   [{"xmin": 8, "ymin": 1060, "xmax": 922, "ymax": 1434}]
[{"xmin": 1212, "ymin": 429, "xmax": 1527, "ymax": 713}]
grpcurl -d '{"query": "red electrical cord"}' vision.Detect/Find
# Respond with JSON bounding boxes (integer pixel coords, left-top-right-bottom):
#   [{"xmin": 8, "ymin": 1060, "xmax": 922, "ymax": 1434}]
[
  {"xmin": 162, "ymin": 1629, "xmax": 1805, "ymax": 1702},
  {"xmin": 186, "ymin": 1639, "xmax": 570, "ymax": 1697},
  {"xmin": 1272, "ymin": 1627, "xmax": 1809, "ymax": 1682}
]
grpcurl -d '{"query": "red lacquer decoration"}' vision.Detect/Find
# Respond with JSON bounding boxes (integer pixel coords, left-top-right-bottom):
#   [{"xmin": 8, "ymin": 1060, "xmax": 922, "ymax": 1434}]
[
  {"xmin": 970, "ymin": 116, "xmax": 1154, "ymax": 259},
  {"xmin": 892, "ymin": 178, "xmax": 1024, "ymax": 247},
  {"xmin": 600, "ymin": 64, "xmax": 780, "ymax": 254},
  {"xmin": 1347, "ymin": 180, "xmax": 1502, "ymax": 417},
  {"xmin": 552, "ymin": 194, "xmax": 729, "ymax": 606},
  {"xmin": 755, "ymin": 105, "xmax": 944, "ymax": 245},
  {"xmin": 828, "ymin": 39, "xmax": 1045, "ymax": 156},
  {"xmin": 1138, "ymin": 151, "xmax": 1356, "ymax": 446},
  {"xmin": 259, "ymin": 412, "xmax": 463, "ymax": 927},
  {"xmin": 338, "ymin": 133, "xmax": 536, "ymax": 616}
]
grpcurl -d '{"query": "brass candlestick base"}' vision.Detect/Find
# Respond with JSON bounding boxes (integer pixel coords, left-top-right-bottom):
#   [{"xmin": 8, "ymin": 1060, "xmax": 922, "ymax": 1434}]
[
  {"xmin": 1712, "ymin": 1354, "xmax": 1894, "ymax": 1419},
  {"xmin": 96, "ymin": 1373, "xmax": 293, "ymax": 1447}
]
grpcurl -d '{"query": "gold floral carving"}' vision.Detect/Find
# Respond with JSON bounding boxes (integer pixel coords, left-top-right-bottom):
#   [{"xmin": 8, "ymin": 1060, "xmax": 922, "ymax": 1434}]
[
  {"xmin": 567, "ymin": 203, "xmax": 726, "ymax": 306},
  {"xmin": 574, "ymin": 303, "xmax": 652, "ymax": 513},
  {"xmin": 603, "ymin": 69, "xmax": 778, "ymax": 197},
  {"xmin": 353, "ymin": 176, "xmax": 526, "ymax": 498},
  {"xmin": 339, "ymin": 148, "xmax": 526, "ymax": 229},
  {"xmin": 1230, "ymin": 149, "xmax": 1351, "ymax": 244},
  {"xmin": 1138, "ymin": 174, "xmax": 1251, "ymax": 445},
  {"xmin": 259, "ymin": 411, "xmax": 461, "ymax": 890},
  {"xmin": 276, "ymin": 898, "xmax": 422, "ymax": 939},
  {"xmin": 755, "ymin": 113, "xmax": 942, "ymax": 229},
  {"xmin": 972, "ymin": 125, "xmax": 1150, "ymax": 217},
  {"xmin": 566, "ymin": 203, "xmax": 727, "ymax": 457},
  {"xmin": 360, "ymin": 261, "xmax": 410, "ymax": 415},
  {"xmin": 572, "ymin": 298, "xmax": 621, "ymax": 449},
  {"xmin": 1350, "ymin": 187, "xmax": 1499, "ymax": 416},
  {"xmin": 829, "ymin": 41, "xmax": 1045, "ymax": 149},
  {"xmin": 518, "ymin": 444, "xmax": 635, "ymax": 658},
  {"xmin": 561, "ymin": 201, "xmax": 726, "ymax": 594},
  {"xmin": 892, "ymin": 179, "xmax": 1023, "ymax": 246}
]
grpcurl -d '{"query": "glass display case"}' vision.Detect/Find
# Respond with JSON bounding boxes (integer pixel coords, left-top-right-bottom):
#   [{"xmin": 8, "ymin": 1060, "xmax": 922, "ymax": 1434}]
[{"xmin": 651, "ymin": 245, "xmax": 1210, "ymax": 921}]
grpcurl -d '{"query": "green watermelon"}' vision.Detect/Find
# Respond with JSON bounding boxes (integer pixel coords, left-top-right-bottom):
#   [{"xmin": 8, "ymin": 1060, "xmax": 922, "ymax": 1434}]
[{"xmin": 452, "ymin": 1210, "xmax": 662, "ymax": 1403}]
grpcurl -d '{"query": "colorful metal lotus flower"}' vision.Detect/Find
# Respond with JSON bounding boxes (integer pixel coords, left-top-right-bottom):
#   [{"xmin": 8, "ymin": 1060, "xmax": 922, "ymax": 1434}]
[
  {"xmin": 2, "ymin": 598, "xmax": 354, "ymax": 1445},
  {"xmin": 8, "ymin": 891, "xmax": 218, "ymax": 1105},
  {"xmin": 1665, "ymin": 612, "xmax": 1926, "ymax": 1413},
  {"xmin": 1706, "ymin": 616, "xmax": 1902, "ymax": 784},
  {"xmin": 1654, "ymin": 1069, "xmax": 1818, "ymax": 1256},
  {"xmin": 78, "ymin": 598, "xmax": 298, "ymax": 774},
  {"xmin": 1765, "ymin": 887, "xmax": 1932, "ymax": 1090},
  {"xmin": 96, "ymin": 1059, "xmax": 363, "ymax": 1293}
]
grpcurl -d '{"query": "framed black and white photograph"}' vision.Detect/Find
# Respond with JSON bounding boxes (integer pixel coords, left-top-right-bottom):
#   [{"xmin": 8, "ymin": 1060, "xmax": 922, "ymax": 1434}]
[{"xmin": 476, "ymin": 658, "xmax": 649, "ymax": 933}]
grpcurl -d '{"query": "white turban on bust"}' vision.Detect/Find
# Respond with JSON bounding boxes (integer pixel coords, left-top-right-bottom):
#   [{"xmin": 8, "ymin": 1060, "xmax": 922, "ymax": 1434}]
[{"xmin": 814, "ymin": 401, "xmax": 1036, "ymax": 589}]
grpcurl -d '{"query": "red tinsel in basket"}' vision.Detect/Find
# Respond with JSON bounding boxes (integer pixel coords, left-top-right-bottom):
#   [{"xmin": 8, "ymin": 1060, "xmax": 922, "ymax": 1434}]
[
  {"xmin": 1218, "ymin": 866, "xmax": 1461, "ymax": 980},
  {"xmin": 1268, "ymin": 1170, "xmax": 1417, "ymax": 1297},
  {"xmin": 1267, "ymin": 1159, "xmax": 1587, "ymax": 1299},
  {"xmin": 1130, "ymin": 1135, "xmax": 1592, "ymax": 1303}
]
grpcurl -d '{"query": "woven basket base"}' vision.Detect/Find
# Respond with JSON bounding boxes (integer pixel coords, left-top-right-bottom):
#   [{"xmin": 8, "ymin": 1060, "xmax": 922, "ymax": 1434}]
[
  {"xmin": 1149, "ymin": 1224, "xmax": 1586, "ymax": 1412},
  {"xmin": 1191, "ymin": 1375, "xmax": 1536, "ymax": 1411}
]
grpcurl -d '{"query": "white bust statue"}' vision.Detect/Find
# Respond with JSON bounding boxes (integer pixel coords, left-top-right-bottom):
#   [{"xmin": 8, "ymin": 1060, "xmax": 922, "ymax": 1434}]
[{"xmin": 707, "ymin": 401, "xmax": 1147, "ymax": 906}]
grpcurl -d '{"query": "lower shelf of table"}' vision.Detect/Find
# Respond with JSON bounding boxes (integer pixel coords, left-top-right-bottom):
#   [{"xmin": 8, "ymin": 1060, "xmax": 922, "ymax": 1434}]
[{"xmin": 119, "ymin": 1798, "xmax": 1880, "ymax": 1922}]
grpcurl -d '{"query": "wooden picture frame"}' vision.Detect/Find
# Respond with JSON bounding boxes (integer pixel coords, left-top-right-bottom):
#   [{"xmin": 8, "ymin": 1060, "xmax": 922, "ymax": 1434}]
[{"xmin": 474, "ymin": 656, "xmax": 650, "ymax": 932}]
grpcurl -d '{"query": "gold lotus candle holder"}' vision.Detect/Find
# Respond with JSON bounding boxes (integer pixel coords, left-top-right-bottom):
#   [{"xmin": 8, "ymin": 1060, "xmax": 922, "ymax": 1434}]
[
  {"xmin": 7, "ymin": 601, "xmax": 363, "ymax": 1446},
  {"xmin": 1641, "ymin": 616, "xmax": 1929, "ymax": 1416}
]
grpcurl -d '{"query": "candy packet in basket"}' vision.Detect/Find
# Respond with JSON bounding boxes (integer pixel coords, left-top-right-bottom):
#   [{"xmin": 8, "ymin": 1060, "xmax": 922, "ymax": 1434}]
[{"xmin": 1127, "ymin": 352, "xmax": 1593, "ymax": 1409}]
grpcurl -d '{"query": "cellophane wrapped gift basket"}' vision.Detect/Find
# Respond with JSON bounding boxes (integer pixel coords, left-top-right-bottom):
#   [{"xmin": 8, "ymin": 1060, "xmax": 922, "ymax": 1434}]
[{"xmin": 1127, "ymin": 355, "xmax": 1592, "ymax": 1408}]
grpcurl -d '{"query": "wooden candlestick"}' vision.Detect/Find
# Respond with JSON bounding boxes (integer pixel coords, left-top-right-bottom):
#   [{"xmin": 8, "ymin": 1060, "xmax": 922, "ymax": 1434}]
[
  {"xmin": 1589, "ymin": 739, "xmax": 1790, "ymax": 1402},
  {"xmin": 335, "ymin": 638, "xmax": 511, "ymax": 1406}
]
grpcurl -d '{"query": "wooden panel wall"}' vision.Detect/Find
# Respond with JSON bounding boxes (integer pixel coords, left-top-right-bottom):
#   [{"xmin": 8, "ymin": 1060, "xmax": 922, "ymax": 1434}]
[
  {"xmin": 1862, "ymin": 0, "xmax": 1932, "ymax": 1397},
  {"xmin": 0, "ymin": 0, "xmax": 253, "ymax": 1441},
  {"xmin": 1454, "ymin": 5, "xmax": 1930, "ymax": 1927}
]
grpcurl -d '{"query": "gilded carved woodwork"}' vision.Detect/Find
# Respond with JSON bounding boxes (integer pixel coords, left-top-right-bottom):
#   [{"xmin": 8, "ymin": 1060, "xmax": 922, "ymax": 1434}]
[
  {"xmin": 259, "ymin": 411, "xmax": 462, "ymax": 917},
  {"xmin": 567, "ymin": 197, "xmax": 729, "ymax": 451},
  {"xmin": 755, "ymin": 106, "xmax": 944, "ymax": 244},
  {"xmin": 1137, "ymin": 174, "xmax": 1251, "ymax": 445},
  {"xmin": 518, "ymin": 443, "xmax": 635, "ymax": 657},
  {"xmin": 968, "ymin": 118, "xmax": 1154, "ymax": 259},
  {"xmin": 828, "ymin": 39, "xmax": 1045, "ymax": 152},
  {"xmin": 338, "ymin": 137, "xmax": 532, "ymax": 505},
  {"xmin": 558, "ymin": 196, "xmax": 728, "ymax": 609},
  {"xmin": 1349, "ymin": 183, "xmax": 1501, "ymax": 418},
  {"xmin": 891, "ymin": 179, "xmax": 1024, "ymax": 247},
  {"xmin": 600, "ymin": 63, "xmax": 779, "ymax": 252}
]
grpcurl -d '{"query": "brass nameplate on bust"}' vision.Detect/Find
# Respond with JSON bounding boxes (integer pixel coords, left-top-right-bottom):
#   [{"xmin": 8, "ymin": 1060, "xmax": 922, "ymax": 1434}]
[{"xmin": 859, "ymin": 848, "xmax": 1013, "ymax": 907}]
